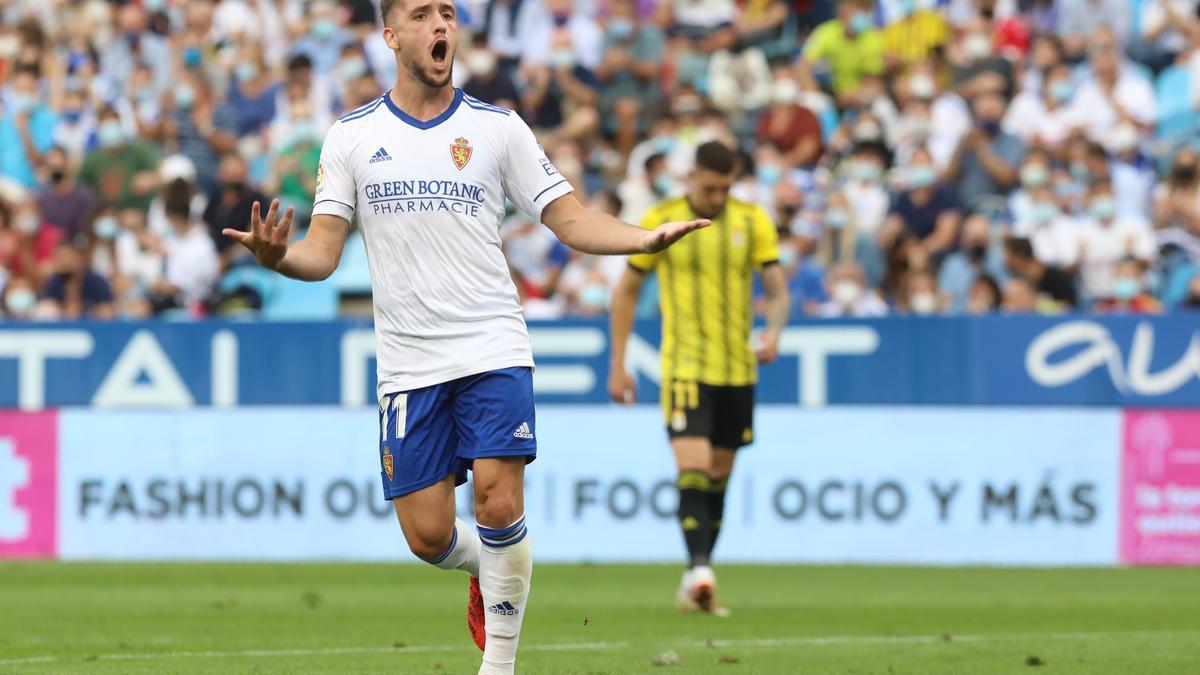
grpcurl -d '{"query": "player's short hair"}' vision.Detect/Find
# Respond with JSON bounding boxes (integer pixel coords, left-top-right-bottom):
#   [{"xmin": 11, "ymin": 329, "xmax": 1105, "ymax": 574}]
[
  {"xmin": 380, "ymin": 0, "xmax": 402, "ymax": 23},
  {"xmin": 694, "ymin": 141, "xmax": 737, "ymax": 176},
  {"xmin": 1004, "ymin": 236, "xmax": 1035, "ymax": 260}
]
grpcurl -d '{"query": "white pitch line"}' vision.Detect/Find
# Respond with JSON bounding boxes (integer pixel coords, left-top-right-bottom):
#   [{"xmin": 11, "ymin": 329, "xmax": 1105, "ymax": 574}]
[{"xmin": 0, "ymin": 630, "xmax": 1196, "ymax": 667}]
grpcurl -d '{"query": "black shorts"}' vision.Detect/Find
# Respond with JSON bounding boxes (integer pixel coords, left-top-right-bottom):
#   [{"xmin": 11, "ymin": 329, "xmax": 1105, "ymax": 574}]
[{"xmin": 661, "ymin": 379, "xmax": 755, "ymax": 449}]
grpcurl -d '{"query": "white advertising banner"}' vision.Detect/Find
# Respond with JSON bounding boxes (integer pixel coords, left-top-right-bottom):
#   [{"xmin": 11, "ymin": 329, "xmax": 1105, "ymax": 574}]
[{"xmin": 56, "ymin": 407, "xmax": 1121, "ymax": 564}]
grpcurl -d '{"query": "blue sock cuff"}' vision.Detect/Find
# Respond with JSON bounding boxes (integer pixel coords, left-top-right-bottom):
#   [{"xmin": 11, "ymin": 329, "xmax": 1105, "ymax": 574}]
[
  {"xmin": 429, "ymin": 527, "xmax": 458, "ymax": 564},
  {"xmin": 478, "ymin": 516, "xmax": 527, "ymax": 548}
]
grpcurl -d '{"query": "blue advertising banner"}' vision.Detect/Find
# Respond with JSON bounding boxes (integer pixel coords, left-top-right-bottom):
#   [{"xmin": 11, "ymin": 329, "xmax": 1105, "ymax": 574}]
[{"xmin": 0, "ymin": 316, "xmax": 1197, "ymax": 409}]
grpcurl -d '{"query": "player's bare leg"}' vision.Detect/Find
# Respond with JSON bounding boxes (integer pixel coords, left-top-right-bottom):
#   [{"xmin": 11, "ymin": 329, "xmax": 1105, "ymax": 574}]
[
  {"xmin": 473, "ymin": 457, "xmax": 531, "ymax": 675},
  {"xmin": 392, "ymin": 476, "xmax": 483, "ymax": 648}
]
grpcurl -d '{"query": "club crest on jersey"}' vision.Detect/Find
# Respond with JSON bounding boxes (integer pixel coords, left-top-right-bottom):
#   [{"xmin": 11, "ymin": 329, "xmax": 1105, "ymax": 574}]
[
  {"xmin": 382, "ymin": 448, "xmax": 394, "ymax": 481},
  {"xmin": 451, "ymin": 137, "xmax": 473, "ymax": 170}
]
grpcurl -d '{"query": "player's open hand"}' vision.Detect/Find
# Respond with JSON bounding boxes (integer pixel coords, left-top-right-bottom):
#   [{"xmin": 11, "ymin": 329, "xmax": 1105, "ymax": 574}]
[
  {"xmin": 608, "ymin": 369, "xmax": 636, "ymax": 405},
  {"xmin": 755, "ymin": 328, "xmax": 781, "ymax": 364},
  {"xmin": 642, "ymin": 219, "xmax": 710, "ymax": 254},
  {"xmin": 222, "ymin": 199, "xmax": 294, "ymax": 270}
]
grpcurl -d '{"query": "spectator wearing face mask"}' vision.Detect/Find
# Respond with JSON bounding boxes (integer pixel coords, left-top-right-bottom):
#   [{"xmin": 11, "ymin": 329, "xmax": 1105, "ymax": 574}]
[
  {"xmin": 1, "ymin": 275, "xmax": 41, "ymax": 320},
  {"xmin": 78, "ymin": 105, "xmax": 161, "ymax": 212},
  {"xmin": 40, "ymin": 241, "xmax": 114, "ymax": 319},
  {"xmin": 1094, "ymin": 257, "xmax": 1162, "ymax": 313},
  {"xmin": 462, "ymin": 42, "xmax": 520, "ymax": 110},
  {"xmin": 520, "ymin": 31, "xmax": 600, "ymax": 141},
  {"xmin": 595, "ymin": 0, "xmax": 664, "ymax": 155},
  {"xmin": 226, "ymin": 43, "xmax": 280, "ymax": 138},
  {"xmin": 966, "ymin": 274, "xmax": 1002, "ymax": 314},
  {"xmin": 801, "ymin": 0, "xmax": 883, "ymax": 106},
  {"xmin": 1076, "ymin": 179, "xmax": 1157, "ymax": 301},
  {"xmin": 1003, "ymin": 235, "xmax": 1078, "ymax": 309},
  {"xmin": 146, "ymin": 180, "xmax": 219, "ymax": 315},
  {"xmin": 287, "ymin": 1, "xmax": 353, "ymax": 76},
  {"xmin": 1, "ymin": 65, "xmax": 60, "ymax": 190},
  {"xmin": 204, "ymin": 153, "xmax": 269, "ymax": 269},
  {"xmin": 87, "ymin": 203, "xmax": 159, "ymax": 318},
  {"xmin": 839, "ymin": 142, "xmax": 891, "ymax": 238},
  {"xmin": 756, "ymin": 72, "xmax": 823, "ymax": 169},
  {"xmin": 953, "ymin": 16, "xmax": 1016, "ymax": 101},
  {"xmin": 100, "ymin": 4, "xmax": 172, "ymax": 96},
  {"xmin": 523, "ymin": 0, "xmax": 604, "ymax": 71},
  {"xmin": 774, "ymin": 218, "xmax": 829, "ymax": 316},
  {"xmin": 892, "ymin": 93, "xmax": 934, "ymax": 168},
  {"xmin": 1007, "ymin": 150, "xmax": 1051, "ymax": 224},
  {"xmin": 1106, "ymin": 124, "xmax": 1156, "ymax": 217},
  {"xmin": 819, "ymin": 262, "xmax": 889, "ymax": 317},
  {"xmin": 882, "ymin": 147, "xmax": 963, "ymax": 257},
  {"xmin": 1014, "ymin": 185, "xmax": 1080, "ymax": 269},
  {"xmin": 265, "ymin": 102, "xmax": 321, "ymax": 226},
  {"xmin": 0, "ymin": 189, "xmax": 63, "ymax": 288},
  {"xmin": 1070, "ymin": 30, "xmax": 1158, "ymax": 141},
  {"xmin": 52, "ymin": 88, "xmax": 95, "ymax": 164},
  {"xmin": 899, "ymin": 269, "xmax": 943, "ymax": 315},
  {"xmin": 943, "ymin": 91, "xmax": 1024, "ymax": 214},
  {"xmin": 817, "ymin": 190, "xmax": 884, "ymax": 287},
  {"xmin": 36, "ymin": 146, "xmax": 95, "ymax": 242},
  {"xmin": 939, "ymin": 213, "xmax": 1008, "ymax": 312},
  {"xmin": 1003, "ymin": 63, "xmax": 1080, "ymax": 150},
  {"xmin": 618, "ymin": 153, "xmax": 677, "ymax": 224}
]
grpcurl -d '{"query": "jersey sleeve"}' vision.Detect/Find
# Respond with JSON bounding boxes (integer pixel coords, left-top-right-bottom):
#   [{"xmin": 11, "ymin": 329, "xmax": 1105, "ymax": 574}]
[
  {"xmin": 501, "ymin": 114, "xmax": 575, "ymax": 222},
  {"xmin": 750, "ymin": 207, "xmax": 781, "ymax": 269},
  {"xmin": 626, "ymin": 209, "xmax": 662, "ymax": 272},
  {"xmin": 311, "ymin": 122, "xmax": 356, "ymax": 223}
]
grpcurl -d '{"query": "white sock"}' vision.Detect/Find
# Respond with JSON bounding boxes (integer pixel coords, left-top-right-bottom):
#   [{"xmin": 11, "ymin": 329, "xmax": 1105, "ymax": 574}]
[
  {"xmin": 428, "ymin": 518, "xmax": 480, "ymax": 578},
  {"xmin": 476, "ymin": 516, "xmax": 532, "ymax": 675}
]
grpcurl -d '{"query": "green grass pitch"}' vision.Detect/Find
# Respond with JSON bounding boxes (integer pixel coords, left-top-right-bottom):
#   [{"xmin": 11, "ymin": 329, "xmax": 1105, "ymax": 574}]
[{"xmin": 1, "ymin": 562, "xmax": 1198, "ymax": 673}]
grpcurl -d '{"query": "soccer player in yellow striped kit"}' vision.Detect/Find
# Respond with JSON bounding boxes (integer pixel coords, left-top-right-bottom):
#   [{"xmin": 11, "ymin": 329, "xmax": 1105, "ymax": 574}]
[{"xmin": 608, "ymin": 141, "xmax": 790, "ymax": 613}]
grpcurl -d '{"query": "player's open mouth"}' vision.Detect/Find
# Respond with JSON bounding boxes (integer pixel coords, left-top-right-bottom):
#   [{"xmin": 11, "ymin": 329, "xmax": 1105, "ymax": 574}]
[{"xmin": 431, "ymin": 39, "xmax": 448, "ymax": 65}]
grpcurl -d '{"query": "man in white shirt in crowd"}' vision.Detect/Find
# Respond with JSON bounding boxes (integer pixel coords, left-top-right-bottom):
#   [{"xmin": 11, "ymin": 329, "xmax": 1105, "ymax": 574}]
[{"xmin": 1076, "ymin": 178, "xmax": 1158, "ymax": 301}]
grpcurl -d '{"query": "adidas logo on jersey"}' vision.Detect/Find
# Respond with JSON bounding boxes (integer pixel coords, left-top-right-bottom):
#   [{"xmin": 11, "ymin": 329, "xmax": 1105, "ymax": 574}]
[
  {"xmin": 369, "ymin": 147, "xmax": 392, "ymax": 163},
  {"xmin": 487, "ymin": 601, "xmax": 519, "ymax": 616},
  {"xmin": 513, "ymin": 422, "xmax": 534, "ymax": 440}
]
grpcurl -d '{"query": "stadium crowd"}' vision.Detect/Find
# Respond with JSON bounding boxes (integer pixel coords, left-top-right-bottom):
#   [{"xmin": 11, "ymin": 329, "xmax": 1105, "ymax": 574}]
[{"xmin": 2, "ymin": 0, "xmax": 1200, "ymax": 321}]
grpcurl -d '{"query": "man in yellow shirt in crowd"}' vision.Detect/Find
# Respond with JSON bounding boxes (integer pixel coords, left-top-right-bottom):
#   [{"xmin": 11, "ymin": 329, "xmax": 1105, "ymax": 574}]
[{"xmin": 801, "ymin": 0, "xmax": 883, "ymax": 106}]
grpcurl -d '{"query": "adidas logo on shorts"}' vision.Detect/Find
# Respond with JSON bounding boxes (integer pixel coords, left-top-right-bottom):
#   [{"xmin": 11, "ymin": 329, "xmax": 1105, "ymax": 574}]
[
  {"xmin": 487, "ymin": 600, "xmax": 519, "ymax": 616},
  {"xmin": 513, "ymin": 422, "xmax": 534, "ymax": 440}
]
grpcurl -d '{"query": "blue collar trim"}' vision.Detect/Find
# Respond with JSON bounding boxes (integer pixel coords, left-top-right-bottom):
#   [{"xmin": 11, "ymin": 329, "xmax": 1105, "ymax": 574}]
[{"xmin": 382, "ymin": 88, "xmax": 462, "ymax": 129}]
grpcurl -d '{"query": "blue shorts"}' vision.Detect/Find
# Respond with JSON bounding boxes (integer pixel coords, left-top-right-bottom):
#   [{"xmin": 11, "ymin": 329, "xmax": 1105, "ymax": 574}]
[{"xmin": 378, "ymin": 366, "xmax": 537, "ymax": 499}]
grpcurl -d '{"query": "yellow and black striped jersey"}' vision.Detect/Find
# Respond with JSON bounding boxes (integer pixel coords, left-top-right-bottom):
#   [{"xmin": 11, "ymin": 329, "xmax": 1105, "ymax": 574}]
[{"xmin": 628, "ymin": 196, "xmax": 780, "ymax": 387}]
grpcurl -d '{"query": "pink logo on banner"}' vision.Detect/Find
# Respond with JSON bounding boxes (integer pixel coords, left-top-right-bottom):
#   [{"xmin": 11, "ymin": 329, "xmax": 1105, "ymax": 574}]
[
  {"xmin": 1121, "ymin": 411, "xmax": 1200, "ymax": 565},
  {"xmin": 0, "ymin": 411, "xmax": 57, "ymax": 558}
]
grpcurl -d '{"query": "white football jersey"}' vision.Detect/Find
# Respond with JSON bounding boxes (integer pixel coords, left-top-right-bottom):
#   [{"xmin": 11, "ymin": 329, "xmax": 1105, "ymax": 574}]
[{"xmin": 312, "ymin": 89, "xmax": 574, "ymax": 395}]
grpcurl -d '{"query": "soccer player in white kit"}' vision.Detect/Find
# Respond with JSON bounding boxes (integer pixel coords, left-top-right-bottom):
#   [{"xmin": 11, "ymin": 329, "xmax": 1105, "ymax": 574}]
[{"xmin": 223, "ymin": 1, "xmax": 706, "ymax": 672}]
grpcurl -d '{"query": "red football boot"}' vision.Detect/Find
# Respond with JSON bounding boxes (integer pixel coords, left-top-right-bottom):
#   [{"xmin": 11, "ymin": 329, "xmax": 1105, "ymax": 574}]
[{"xmin": 467, "ymin": 576, "xmax": 486, "ymax": 651}]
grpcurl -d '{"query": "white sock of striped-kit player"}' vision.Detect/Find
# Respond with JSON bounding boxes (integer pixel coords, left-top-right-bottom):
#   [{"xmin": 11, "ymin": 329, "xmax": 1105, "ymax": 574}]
[
  {"xmin": 429, "ymin": 518, "xmax": 481, "ymax": 578},
  {"xmin": 476, "ymin": 515, "xmax": 532, "ymax": 675}
]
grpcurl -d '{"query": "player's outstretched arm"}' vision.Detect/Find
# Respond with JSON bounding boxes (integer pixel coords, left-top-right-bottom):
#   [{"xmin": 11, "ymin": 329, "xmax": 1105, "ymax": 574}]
[
  {"xmin": 607, "ymin": 266, "xmax": 647, "ymax": 404},
  {"xmin": 223, "ymin": 200, "xmax": 351, "ymax": 281},
  {"xmin": 541, "ymin": 193, "xmax": 708, "ymax": 255}
]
